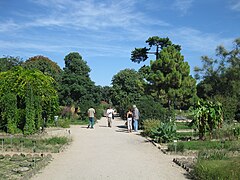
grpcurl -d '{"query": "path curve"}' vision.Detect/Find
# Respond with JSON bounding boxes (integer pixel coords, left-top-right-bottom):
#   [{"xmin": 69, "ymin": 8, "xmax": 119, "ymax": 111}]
[{"xmin": 32, "ymin": 117, "xmax": 188, "ymax": 180}]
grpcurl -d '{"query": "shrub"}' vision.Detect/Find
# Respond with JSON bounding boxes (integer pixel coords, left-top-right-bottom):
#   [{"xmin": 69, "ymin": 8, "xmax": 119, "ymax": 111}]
[
  {"xmin": 152, "ymin": 122, "xmax": 178, "ymax": 143},
  {"xmin": 142, "ymin": 119, "xmax": 161, "ymax": 137},
  {"xmin": 136, "ymin": 96, "xmax": 173, "ymax": 126}
]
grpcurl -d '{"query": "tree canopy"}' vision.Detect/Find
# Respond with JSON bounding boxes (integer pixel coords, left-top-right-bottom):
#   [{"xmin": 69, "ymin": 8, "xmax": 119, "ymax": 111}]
[
  {"xmin": 132, "ymin": 37, "xmax": 196, "ymax": 109},
  {"xmin": 131, "ymin": 36, "xmax": 181, "ymax": 63},
  {"xmin": 111, "ymin": 68, "xmax": 144, "ymax": 116},
  {"xmin": 194, "ymin": 38, "xmax": 240, "ymax": 122},
  {"xmin": 59, "ymin": 52, "xmax": 100, "ymax": 118},
  {"xmin": 22, "ymin": 55, "xmax": 62, "ymax": 83},
  {"xmin": 0, "ymin": 56, "xmax": 23, "ymax": 72}
]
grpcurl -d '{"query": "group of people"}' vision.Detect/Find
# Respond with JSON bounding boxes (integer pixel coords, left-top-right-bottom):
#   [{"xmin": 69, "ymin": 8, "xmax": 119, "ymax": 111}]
[
  {"xmin": 87, "ymin": 105, "xmax": 140, "ymax": 132},
  {"xmin": 126, "ymin": 105, "xmax": 139, "ymax": 133}
]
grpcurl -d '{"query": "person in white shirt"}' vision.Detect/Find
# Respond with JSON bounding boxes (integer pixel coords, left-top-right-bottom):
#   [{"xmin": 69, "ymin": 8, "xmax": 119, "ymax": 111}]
[{"xmin": 106, "ymin": 106, "xmax": 114, "ymax": 127}]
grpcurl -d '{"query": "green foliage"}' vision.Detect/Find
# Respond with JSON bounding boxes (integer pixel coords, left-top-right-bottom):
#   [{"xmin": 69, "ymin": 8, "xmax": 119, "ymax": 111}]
[
  {"xmin": 198, "ymin": 150, "xmax": 227, "ymax": 160},
  {"xmin": 176, "ymin": 140, "xmax": 238, "ymax": 151},
  {"xmin": 211, "ymin": 123, "xmax": 240, "ymax": 140},
  {"xmin": 136, "ymin": 95, "xmax": 172, "ymax": 124},
  {"xmin": 133, "ymin": 36, "xmax": 197, "ymax": 110},
  {"xmin": 193, "ymin": 157, "xmax": 240, "ymax": 180},
  {"xmin": 45, "ymin": 136, "xmax": 69, "ymax": 145},
  {"xmin": 59, "ymin": 52, "xmax": 100, "ymax": 120},
  {"xmin": 57, "ymin": 119, "xmax": 70, "ymax": 128},
  {"xmin": 195, "ymin": 38, "xmax": 240, "ymax": 123},
  {"xmin": 192, "ymin": 99, "xmax": 223, "ymax": 139},
  {"xmin": 151, "ymin": 121, "xmax": 178, "ymax": 143},
  {"xmin": 167, "ymin": 142, "xmax": 185, "ymax": 153},
  {"xmin": 131, "ymin": 36, "xmax": 180, "ymax": 63},
  {"xmin": 22, "ymin": 55, "xmax": 62, "ymax": 82},
  {"xmin": 214, "ymin": 95, "xmax": 238, "ymax": 123},
  {"xmin": 0, "ymin": 56, "xmax": 23, "ymax": 72},
  {"xmin": 111, "ymin": 68, "xmax": 144, "ymax": 117},
  {"xmin": 142, "ymin": 119, "xmax": 161, "ymax": 137},
  {"xmin": 0, "ymin": 67, "xmax": 59, "ymax": 134}
]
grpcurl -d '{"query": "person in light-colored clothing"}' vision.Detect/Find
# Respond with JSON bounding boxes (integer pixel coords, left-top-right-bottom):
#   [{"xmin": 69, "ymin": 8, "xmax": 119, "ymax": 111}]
[
  {"xmin": 133, "ymin": 105, "xmax": 139, "ymax": 132},
  {"xmin": 106, "ymin": 107, "xmax": 114, "ymax": 127},
  {"xmin": 126, "ymin": 109, "xmax": 133, "ymax": 133},
  {"xmin": 88, "ymin": 107, "xmax": 95, "ymax": 129}
]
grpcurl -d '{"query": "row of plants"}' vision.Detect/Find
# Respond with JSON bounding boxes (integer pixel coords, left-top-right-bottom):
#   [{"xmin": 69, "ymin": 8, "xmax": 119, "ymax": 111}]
[{"xmin": 0, "ymin": 136, "xmax": 70, "ymax": 153}]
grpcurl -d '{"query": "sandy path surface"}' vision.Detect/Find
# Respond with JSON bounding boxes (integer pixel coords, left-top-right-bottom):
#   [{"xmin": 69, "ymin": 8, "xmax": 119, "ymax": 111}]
[{"xmin": 32, "ymin": 117, "xmax": 188, "ymax": 180}]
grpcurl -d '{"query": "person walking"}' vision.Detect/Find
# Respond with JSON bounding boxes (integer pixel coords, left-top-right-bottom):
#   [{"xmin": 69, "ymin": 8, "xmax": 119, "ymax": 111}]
[
  {"xmin": 87, "ymin": 107, "xmax": 95, "ymax": 129},
  {"xmin": 126, "ymin": 108, "xmax": 133, "ymax": 133},
  {"xmin": 106, "ymin": 106, "xmax": 114, "ymax": 127},
  {"xmin": 133, "ymin": 105, "xmax": 140, "ymax": 132}
]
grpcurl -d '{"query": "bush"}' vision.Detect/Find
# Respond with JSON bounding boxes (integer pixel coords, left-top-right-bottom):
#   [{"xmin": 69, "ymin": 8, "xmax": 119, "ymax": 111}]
[
  {"xmin": 136, "ymin": 95, "xmax": 174, "ymax": 128},
  {"xmin": 142, "ymin": 119, "xmax": 161, "ymax": 137},
  {"xmin": 152, "ymin": 122, "xmax": 178, "ymax": 143}
]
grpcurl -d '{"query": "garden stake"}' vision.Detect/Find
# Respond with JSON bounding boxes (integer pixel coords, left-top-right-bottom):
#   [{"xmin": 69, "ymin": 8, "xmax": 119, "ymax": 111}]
[
  {"xmin": 20, "ymin": 140, "xmax": 24, "ymax": 152},
  {"xmin": 10, "ymin": 135, "xmax": 13, "ymax": 151},
  {"xmin": 173, "ymin": 140, "xmax": 177, "ymax": 153},
  {"xmin": 1, "ymin": 139, "xmax": 4, "ymax": 152}
]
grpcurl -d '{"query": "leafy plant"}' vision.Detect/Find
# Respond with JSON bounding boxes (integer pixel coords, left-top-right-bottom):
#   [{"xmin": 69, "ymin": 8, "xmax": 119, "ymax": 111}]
[
  {"xmin": 191, "ymin": 99, "xmax": 223, "ymax": 140},
  {"xmin": 142, "ymin": 119, "xmax": 161, "ymax": 137},
  {"xmin": 152, "ymin": 122, "xmax": 178, "ymax": 143}
]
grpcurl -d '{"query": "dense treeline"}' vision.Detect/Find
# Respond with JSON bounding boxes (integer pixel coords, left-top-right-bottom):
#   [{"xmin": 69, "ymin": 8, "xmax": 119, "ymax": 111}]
[{"xmin": 0, "ymin": 37, "xmax": 239, "ymax": 135}]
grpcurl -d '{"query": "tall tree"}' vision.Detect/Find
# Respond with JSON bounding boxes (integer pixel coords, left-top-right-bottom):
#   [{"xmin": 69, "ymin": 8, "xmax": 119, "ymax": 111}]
[
  {"xmin": 59, "ymin": 52, "xmax": 99, "ymax": 118},
  {"xmin": 0, "ymin": 56, "xmax": 23, "ymax": 72},
  {"xmin": 22, "ymin": 55, "xmax": 62, "ymax": 83},
  {"xmin": 133, "ymin": 36, "xmax": 196, "ymax": 109},
  {"xmin": 111, "ymin": 69, "xmax": 144, "ymax": 117},
  {"xmin": 194, "ymin": 38, "xmax": 240, "ymax": 122},
  {"xmin": 131, "ymin": 36, "xmax": 181, "ymax": 63}
]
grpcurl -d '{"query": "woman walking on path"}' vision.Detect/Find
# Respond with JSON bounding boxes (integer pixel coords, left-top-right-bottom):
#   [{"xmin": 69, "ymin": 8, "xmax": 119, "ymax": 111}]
[{"xmin": 126, "ymin": 109, "xmax": 133, "ymax": 133}]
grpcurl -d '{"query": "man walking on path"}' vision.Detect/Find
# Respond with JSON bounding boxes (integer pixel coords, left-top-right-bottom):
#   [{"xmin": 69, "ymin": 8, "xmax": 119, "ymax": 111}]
[
  {"xmin": 88, "ymin": 107, "xmax": 95, "ymax": 128},
  {"xmin": 106, "ymin": 106, "xmax": 114, "ymax": 127},
  {"xmin": 133, "ymin": 105, "xmax": 139, "ymax": 132}
]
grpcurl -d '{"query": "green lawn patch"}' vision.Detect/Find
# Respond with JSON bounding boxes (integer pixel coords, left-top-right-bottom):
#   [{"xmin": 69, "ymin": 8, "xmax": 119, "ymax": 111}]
[{"xmin": 193, "ymin": 157, "xmax": 240, "ymax": 180}]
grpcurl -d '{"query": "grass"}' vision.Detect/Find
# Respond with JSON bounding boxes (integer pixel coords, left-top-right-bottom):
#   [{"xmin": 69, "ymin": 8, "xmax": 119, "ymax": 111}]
[
  {"xmin": 175, "ymin": 122, "xmax": 193, "ymax": 130},
  {"xmin": 193, "ymin": 156, "xmax": 240, "ymax": 180},
  {"xmin": 0, "ymin": 136, "xmax": 70, "ymax": 153},
  {"xmin": 179, "ymin": 140, "xmax": 237, "ymax": 151}
]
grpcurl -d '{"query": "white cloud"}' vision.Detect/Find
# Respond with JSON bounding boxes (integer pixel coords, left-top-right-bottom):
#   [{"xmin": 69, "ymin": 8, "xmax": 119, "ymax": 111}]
[
  {"xmin": 173, "ymin": 0, "xmax": 194, "ymax": 15},
  {"xmin": 170, "ymin": 27, "xmax": 233, "ymax": 54},
  {"xmin": 230, "ymin": 0, "xmax": 240, "ymax": 11},
  {"xmin": 25, "ymin": 0, "xmax": 169, "ymax": 31}
]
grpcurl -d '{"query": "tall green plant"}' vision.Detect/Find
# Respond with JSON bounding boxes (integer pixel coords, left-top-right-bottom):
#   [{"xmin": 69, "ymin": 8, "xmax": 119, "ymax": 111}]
[
  {"xmin": 152, "ymin": 122, "xmax": 177, "ymax": 143},
  {"xmin": 192, "ymin": 99, "xmax": 223, "ymax": 140},
  {"xmin": 0, "ymin": 67, "xmax": 58, "ymax": 134}
]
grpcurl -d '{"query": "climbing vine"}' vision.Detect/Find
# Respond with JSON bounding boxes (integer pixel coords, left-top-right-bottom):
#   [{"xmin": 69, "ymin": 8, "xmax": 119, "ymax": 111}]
[{"xmin": 0, "ymin": 67, "xmax": 58, "ymax": 134}]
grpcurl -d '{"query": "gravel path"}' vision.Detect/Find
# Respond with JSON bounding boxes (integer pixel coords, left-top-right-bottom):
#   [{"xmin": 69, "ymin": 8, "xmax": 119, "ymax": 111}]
[{"xmin": 32, "ymin": 117, "xmax": 188, "ymax": 180}]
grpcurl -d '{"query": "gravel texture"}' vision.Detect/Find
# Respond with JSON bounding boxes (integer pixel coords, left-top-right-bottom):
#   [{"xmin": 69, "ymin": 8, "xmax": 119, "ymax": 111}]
[{"xmin": 31, "ymin": 117, "xmax": 188, "ymax": 180}]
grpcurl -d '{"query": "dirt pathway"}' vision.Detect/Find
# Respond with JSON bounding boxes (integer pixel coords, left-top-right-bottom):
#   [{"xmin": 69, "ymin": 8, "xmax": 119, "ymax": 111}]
[{"xmin": 32, "ymin": 117, "xmax": 188, "ymax": 180}]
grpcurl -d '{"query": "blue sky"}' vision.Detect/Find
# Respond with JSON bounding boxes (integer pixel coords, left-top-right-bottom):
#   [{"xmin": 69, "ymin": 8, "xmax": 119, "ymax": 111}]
[{"xmin": 1, "ymin": 0, "xmax": 239, "ymax": 86}]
